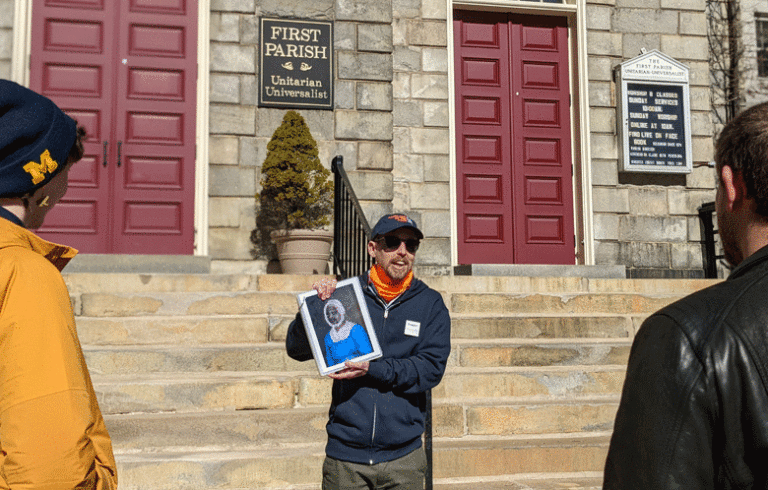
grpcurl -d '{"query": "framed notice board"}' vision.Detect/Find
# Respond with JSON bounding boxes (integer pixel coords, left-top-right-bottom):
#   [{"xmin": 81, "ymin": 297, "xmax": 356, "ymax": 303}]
[
  {"xmin": 616, "ymin": 50, "xmax": 692, "ymax": 174},
  {"xmin": 260, "ymin": 18, "xmax": 334, "ymax": 110}
]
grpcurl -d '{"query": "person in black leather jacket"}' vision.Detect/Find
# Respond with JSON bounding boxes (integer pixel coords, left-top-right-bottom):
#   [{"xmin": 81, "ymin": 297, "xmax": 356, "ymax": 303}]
[{"xmin": 604, "ymin": 102, "xmax": 768, "ymax": 489}]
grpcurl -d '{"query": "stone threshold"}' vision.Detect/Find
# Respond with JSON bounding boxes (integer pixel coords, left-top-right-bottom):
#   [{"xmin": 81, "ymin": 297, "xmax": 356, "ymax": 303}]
[
  {"xmin": 454, "ymin": 264, "xmax": 627, "ymax": 279},
  {"xmin": 66, "ymin": 254, "xmax": 212, "ymax": 274}
]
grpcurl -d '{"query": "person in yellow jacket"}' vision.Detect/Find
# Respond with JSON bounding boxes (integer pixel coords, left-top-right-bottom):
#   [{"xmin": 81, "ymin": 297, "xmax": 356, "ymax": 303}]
[{"xmin": 0, "ymin": 80, "xmax": 117, "ymax": 489}]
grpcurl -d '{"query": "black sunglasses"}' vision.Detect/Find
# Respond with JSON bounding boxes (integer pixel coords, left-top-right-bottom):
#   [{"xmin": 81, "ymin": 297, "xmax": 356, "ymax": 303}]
[{"xmin": 376, "ymin": 236, "xmax": 420, "ymax": 253}]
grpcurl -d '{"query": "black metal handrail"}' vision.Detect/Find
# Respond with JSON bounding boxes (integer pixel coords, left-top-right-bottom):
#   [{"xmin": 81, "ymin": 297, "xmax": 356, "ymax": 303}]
[
  {"xmin": 331, "ymin": 155, "xmax": 434, "ymax": 489},
  {"xmin": 332, "ymin": 156, "xmax": 374, "ymax": 279},
  {"xmin": 698, "ymin": 201, "xmax": 724, "ymax": 278}
]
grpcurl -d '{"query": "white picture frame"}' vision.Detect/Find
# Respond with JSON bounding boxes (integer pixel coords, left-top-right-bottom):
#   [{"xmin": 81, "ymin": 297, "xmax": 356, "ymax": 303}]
[{"xmin": 296, "ymin": 277, "xmax": 382, "ymax": 376}]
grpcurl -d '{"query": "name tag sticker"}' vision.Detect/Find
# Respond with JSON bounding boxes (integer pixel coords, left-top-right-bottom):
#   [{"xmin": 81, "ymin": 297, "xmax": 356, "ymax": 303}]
[{"xmin": 404, "ymin": 320, "xmax": 421, "ymax": 337}]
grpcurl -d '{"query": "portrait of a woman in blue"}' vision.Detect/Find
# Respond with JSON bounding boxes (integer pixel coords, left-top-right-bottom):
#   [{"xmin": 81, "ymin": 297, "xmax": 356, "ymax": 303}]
[{"xmin": 323, "ymin": 298, "xmax": 372, "ymax": 367}]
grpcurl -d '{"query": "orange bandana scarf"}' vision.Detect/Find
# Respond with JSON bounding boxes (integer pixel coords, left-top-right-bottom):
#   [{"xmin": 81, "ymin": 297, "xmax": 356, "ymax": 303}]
[{"xmin": 369, "ymin": 264, "xmax": 413, "ymax": 303}]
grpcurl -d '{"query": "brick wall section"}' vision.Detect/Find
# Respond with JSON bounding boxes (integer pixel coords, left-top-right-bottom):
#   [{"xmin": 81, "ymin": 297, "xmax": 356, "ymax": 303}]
[
  {"xmin": 588, "ymin": 0, "xmax": 716, "ymax": 278},
  {"xmin": 0, "ymin": 0, "xmax": 12, "ymax": 79}
]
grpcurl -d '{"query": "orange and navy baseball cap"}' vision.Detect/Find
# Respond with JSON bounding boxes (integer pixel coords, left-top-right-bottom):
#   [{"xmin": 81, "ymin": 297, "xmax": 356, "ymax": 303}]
[
  {"xmin": 0, "ymin": 80, "xmax": 77, "ymax": 198},
  {"xmin": 371, "ymin": 213, "xmax": 423, "ymax": 240}
]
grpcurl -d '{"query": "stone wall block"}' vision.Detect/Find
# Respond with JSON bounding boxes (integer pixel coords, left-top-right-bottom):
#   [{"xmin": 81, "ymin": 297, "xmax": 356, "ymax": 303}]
[
  {"xmin": 595, "ymin": 241, "xmax": 621, "ymax": 265},
  {"xmin": 422, "ymin": 0, "xmax": 448, "ymax": 20},
  {"xmin": 392, "ymin": 181, "xmax": 411, "ymax": 210},
  {"xmin": 209, "ymin": 136, "xmax": 240, "ymax": 165},
  {"xmin": 589, "ymin": 81, "xmax": 614, "ymax": 108},
  {"xmin": 671, "ymin": 242, "xmax": 703, "ymax": 269},
  {"xmin": 587, "ymin": 31, "xmax": 622, "ymax": 56},
  {"xmin": 411, "ymin": 128, "xmax": 450, "ymax": 154},
  {"xmin": 688, "ymin": 165, "xmax": 716, "ymax": 190},
  {"xmin": 335, "ymin": 80, "xmax": 356, "ymax": 110},
  {"xmin": 394, "ymin": 100, "xmax": 422, "ymax": 127},
  {"xmin": 211, "ymin": 13, "xmax": 240, "ymax": 42},
  {"xmin": 619, "ymin": 242, "xmax": 671, "ymax": 269},
  {"xmin": 593, "ymin": 187, "xmax": 630, "ymax": 214},
  {"xmin": 687, "ymin": 216, "xmax": 702, "ymax": 242},
  {"xmin": 394, "ymin": 0, "xmax": 421, "ymax": 19},
  {"xmin": 208, "ymin": 227, "xmax": 254, "ymax": 260},
  {"xmin": 358, "ymin": 142, "xmax": 393, "ymax": 170},
  {"xmin": 393, "ymin": 127, "xmax": 411, "ymax": 154},
  {"xmin": 687, "ymin": 62, "xmax": 710, "ymax": 87},
  {"xmin": 260, "ymin": 0, "xmax": 335, "ymax": 18},
  {"xmin": 0, "ymin": 0, "xmax": 13, "ymax": 28},
  {"xmin": 415, "ymin": 238, "xmax": 450, "ymax": 266},
  {"xmin": 628, "ymin": 187, "xmax": 668, "ymax": 216},
  {"xmin": 335, "ymin": 22, "xmax": 357, "ymax": 50},
  {"xmin": 660, "ymin": 35, "xmax": 709, "ymax": 62},
  {"xmin": 591, "ymin": 134, "xmax": 618, "ymax": 160},
  {"xmin": 358, "ymin": 24, "xmax": 393, "ymax": 53},
  {"xmin": 209, "ymin": 197, "xmax": 253, "ymax": 228},
  {"xmin": 424, "ymin": 101, "xmax": 449, "ymax": 127},
  {"xmin": 660, "ymin": 0, "xmax": 705, "ymax": 11},
  {"xmin": 335, "ymin": 111, "xmax": 394, "ymax": 140},
  {"xmin": 424, "ymin": 154, "xmax": 450, "ymax": 182},
  {"xmin": 592, "ymin": 160, "xmax": 619, "ymax": 186},
  {"xmin": 668, "ymin": 188, "xmax": 715, "ymax": 215},
  {"xmin": 211, "ymin": 0, "xmax": 255, "ymax": 13},
  {"xmin": 240, "ymin": 75, "xmax": 257, "ymax": 105},
  {"xmin": 240, "ymin": 137, "xmax": 260, "ymax": 168},
  {"xmin": 209, "ymin": 166, "xmax": 256, "ymax": 197},
  {"xmin": 240, "ymin": 15, "xmax": 258, "ymax": 44},
  {"xmin": 587, "ymin": 5, "xmax": 613, "ymax": 30},
  {"xmin": 394, "ymin": 46, "xmax": 422, "ymax": 72},
  {"xmin": 334, "ymin": 142, "xmax": 359, "ymax": 170},
  {"xmin": 589, "ymin": 108, "xmax": 616, "ymax": 133},
  {"xmin": 393, "ymin": 154, "xmax": 425, "ymax": 182},
  {"xmin": 393, "ymin": 19, "xmax": 408, "ymax": 46},
  {"xmin": 690, "ymin": 111, "xmax": 713, "ymax": 136},
  {"xmin": 338, "ymin": 52, "xmax": 393, "ymax": 81},
  {"xmin": 393, "ymin": 72, "xmax": 411, "ymax": 99},
  {"xmin": 679, "ymin": 12, "xmax": 707, "ymax": 36},
  {"xmin": 588, "ymin": 56, "xmax": 617, "ymax": 83},
  {"xmin": 690, "ymin": 87, "xmax": 710, "ymax": 111},
  {"xmin": 210, "ymin": 74, "xmax": 241, "ymax": 104},
  {"xmin": 613, "ymin": 9, "xmax": 678, "ymax": 34},
  {"xmin": 618, "ymin": 216, "xmax": 687, "ymax": 242},
  {"xmin": 594, "ymin": 213, "xmax": 620, "ymax": 240},
  {"xmin": 409, "ymin": 183, "xmax": 450, "ymax": 209},
  {"xmin": 622, "ymin": 34, "xmax": 661, "ymax": 59},
  {"xmin": 691, "ymin": 136, "xmax": 714, "ymax": 164},
  {"xmin": 346, "ymin": 171, "xmax": 395, "ymax": 200},
  {"xmin": 616, "ymin": 0, "xmax": 659, "ymax": 7},
  {"xmin": 357, "ymin": 82, "xmax": 393, "ymax": 111},
  {"xmin": 336, "ymin": 0, "xmax": 393, "ymax": 23},
  {"xmin": 407, "ymin": 20, "xmax": 447, "ymax": 47},
  {"xmin": 210, "ymin": 44, "xmax": 256, "ymax": 73},
  {"xmin": 210, "ymin": 104, "xmax": 256, "ymax": 135},
  {"xmin": 419, "ymin": 210, "xmax": 451, "ymax": 237},
  {"xmin": 411, "ymin": 73, "xmax": 449, "ymax": 99},
  {"xmin": 422, "ymin": 47, "xmax": 448, "ymax": 72}
]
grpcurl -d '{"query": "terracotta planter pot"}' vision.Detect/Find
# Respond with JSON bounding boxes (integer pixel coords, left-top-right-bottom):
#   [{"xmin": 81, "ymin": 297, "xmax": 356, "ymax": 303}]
[{"xmin": 271, "ymin": 229, "xmax": 334, "ymax": 274}]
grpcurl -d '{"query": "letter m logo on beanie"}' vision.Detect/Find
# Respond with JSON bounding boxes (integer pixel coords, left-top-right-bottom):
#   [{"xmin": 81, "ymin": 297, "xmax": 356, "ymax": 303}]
[{"xmin": 23, "ymin": 150, "xmax": 59, "ymax": 185}]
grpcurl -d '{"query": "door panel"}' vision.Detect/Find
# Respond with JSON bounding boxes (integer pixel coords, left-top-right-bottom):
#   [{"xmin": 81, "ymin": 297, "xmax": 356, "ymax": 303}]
[
  {"xmin": 31, "ymin": 0, "xmax": 197, "ymax": 254},
  {"xmin": 454, "ymin": 11, "xmax": 575, "ymax": 265}
]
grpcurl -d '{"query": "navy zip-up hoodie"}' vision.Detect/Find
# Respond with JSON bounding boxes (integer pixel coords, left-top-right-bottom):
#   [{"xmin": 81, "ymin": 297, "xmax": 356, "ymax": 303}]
[{"xmin": 286, "ymin": 274, "xmax": 451, "ymax": 465}]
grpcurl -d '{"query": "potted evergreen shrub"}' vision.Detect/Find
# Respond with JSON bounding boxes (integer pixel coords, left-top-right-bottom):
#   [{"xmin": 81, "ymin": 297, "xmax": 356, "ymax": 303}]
[{"xmin": 253, "ymin": 110, "xmax": 334, "ymax": 274}]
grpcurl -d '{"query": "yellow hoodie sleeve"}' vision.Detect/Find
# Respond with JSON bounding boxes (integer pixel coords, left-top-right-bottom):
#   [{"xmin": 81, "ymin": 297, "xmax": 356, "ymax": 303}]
[{"xmin": 0, "ymin": 249, "xmax": 117, "ymax": 489}]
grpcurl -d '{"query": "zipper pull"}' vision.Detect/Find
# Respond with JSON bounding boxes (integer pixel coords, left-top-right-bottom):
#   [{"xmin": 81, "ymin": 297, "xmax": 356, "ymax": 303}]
[{"xmin": 384, "ymin": 309, "xmax": 389, "ymax": 319}]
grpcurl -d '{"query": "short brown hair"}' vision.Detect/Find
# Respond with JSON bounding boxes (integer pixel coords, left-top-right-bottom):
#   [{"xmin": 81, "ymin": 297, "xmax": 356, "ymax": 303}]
[{"xmin": 715, "ymin": 102, "xmax": 768, "ymax": 218}]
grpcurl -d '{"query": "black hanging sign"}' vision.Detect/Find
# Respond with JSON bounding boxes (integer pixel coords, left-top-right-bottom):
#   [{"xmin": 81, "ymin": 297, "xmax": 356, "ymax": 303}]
[{"xmin": 259, "ymin": 18, "xmax": 334, "ymax": 110}]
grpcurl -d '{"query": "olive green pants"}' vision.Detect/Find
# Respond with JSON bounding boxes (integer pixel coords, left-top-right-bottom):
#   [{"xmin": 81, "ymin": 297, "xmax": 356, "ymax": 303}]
[{"xmin": 321, "ymin": 447, "xmax": 426, "ymax": 490}]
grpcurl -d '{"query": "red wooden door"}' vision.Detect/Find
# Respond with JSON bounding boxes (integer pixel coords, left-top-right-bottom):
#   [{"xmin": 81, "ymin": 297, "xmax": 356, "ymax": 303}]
[
  {"xmin": 454, "ymin": 11, "xmax": 575, "ymax": 265},
  {"xmin": 30, "ymin": 0, "xmax": 197, "ymax": 255}
]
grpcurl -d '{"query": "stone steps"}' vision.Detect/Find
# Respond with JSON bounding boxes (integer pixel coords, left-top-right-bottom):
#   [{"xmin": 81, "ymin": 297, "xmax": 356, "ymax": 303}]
[
  {"xmin": 82, "ymin": 338, "xmax": 631, "ymax": 375},
  {"xmin": 113, "ymin": 434, "xmax": 610, "ymax": 490},
  {"xmin": 59, "ymin": 272, "xmax": 720, "ymax": 489}
]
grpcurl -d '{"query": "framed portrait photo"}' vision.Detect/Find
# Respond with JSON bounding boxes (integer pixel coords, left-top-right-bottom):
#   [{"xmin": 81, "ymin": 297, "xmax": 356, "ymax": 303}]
[{"xmin": 296, "ymin": 277, "xmax": 382, "ymax": 376}]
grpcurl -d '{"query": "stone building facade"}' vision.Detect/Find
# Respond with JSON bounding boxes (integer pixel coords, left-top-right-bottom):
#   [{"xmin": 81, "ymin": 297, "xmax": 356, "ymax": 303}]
[{"xmin": 0, "ymin": 0, "xmax": 717, "ymax": 277}]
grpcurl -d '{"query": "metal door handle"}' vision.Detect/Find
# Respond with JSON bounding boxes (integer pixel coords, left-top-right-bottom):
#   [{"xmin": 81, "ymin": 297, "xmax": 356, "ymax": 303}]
[
  {"xmin": 117, "ymin": 141, "xmax": 122, "ymax": 167},
  {"xmin": 103, "ymin": 141, "xmax": 108, "ymax": 167}
]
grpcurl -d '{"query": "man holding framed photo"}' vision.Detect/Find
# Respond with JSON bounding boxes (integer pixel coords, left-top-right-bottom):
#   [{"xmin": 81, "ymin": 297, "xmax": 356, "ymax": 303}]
[{"xmin": 286, "ymin": 213, "xmax": 451, "ymax": 490}]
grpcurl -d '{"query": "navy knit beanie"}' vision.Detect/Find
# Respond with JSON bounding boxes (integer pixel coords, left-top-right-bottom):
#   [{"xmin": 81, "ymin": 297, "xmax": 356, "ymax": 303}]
[{"xmin": 0, "ymin": 80, "xmax": 77, "ymax": 198}]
